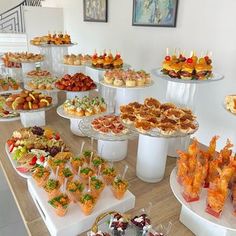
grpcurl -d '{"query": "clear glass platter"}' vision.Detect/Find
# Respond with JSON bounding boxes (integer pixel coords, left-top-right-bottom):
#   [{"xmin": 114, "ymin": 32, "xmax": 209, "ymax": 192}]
[
  {"xmin": 152, "ymin": 68, "xmax": 224, "ymax": 84},
  {"xmin": 79, "ymin": 116, "xmax": 137, "ymax": 141},
  {"xmin": 5, "ymin": 103, "xmax": 53, "ymax": 113},
  {"xmin": 31, "ymin": 43, "xmax": 77, "ymax": 48}
]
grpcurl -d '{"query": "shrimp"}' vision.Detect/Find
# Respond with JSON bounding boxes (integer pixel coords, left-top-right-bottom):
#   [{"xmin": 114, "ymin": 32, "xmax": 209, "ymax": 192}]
[{"xmin": 208, "ymin": 135, "xmax": 219, "ymax": 159}]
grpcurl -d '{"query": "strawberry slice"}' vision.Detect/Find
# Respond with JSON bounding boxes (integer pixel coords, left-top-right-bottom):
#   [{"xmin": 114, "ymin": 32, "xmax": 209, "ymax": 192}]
[
  {"xmin": 9, "ymin": 144, "xmax": 14, "ymax": 153},
  {"xmin": 39, "ymin": 155, "xmax": 45, "ymax": 162},
  {"xmin": 55, "ymin": 134, "xmax": 60, "ymax": 140},
  {"xmin": 16, "ymin": 167, "xmax": 29, "ymax": 173},
  {"xmin": 29, "ymin": 156, "xmax": 37, "ymax": 165}
]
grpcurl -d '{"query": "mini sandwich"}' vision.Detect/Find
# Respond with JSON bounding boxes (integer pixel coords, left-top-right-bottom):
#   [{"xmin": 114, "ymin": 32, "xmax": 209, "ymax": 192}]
[
  {"xmin": 181, "ymin": 59, "xmax": 194, "ymax": 80},
  {"xmin": 168, "ymin": 63, "xmax": 182, "ymax": 78}
]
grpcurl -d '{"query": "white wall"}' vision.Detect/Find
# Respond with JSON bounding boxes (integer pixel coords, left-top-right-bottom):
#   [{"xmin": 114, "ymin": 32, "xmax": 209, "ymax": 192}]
[
  {"xmin": 0, "ymin": 0, "xmax": 22, "ymax": 14},
  {"xmin": 24, "ymin": 6, "xmax": 64, "ymax": 52},
  {"xmin": 61, "ymin": 0, "xmax": 236, "ymax": 151}
]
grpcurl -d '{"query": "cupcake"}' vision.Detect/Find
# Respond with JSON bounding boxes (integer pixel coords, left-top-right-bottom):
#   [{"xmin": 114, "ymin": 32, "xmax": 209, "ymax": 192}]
[
  {"xmin": 79, "ymin": 193, "xmax": 96, "ymax": 215},
  {"xmin": 48, "ymin": 194, "xmax": 70, "ymax": 217},
  {"xmin": 111, "ymin": 177, "xmax": 128, "ymax": 200}
]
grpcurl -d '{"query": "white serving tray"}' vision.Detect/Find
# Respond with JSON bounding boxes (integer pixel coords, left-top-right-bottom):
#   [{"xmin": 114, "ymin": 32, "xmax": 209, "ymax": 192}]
[{"xmin": 28, "ymin": 178, "xmax": 135, "ymax": 236}]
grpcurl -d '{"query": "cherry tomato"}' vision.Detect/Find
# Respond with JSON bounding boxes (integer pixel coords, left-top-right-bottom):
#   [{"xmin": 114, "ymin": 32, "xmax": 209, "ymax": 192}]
[{"xmin": 165, "ymin": 56, "xmax": 171, "ymax": 61}]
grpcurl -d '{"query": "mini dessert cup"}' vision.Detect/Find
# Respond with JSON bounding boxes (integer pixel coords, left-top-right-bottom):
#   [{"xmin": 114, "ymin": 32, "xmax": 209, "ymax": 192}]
[
  {"xmin": 32, "ymin": 166, "xmax": 50, "ymax": 187},
  {"xmin": 111, "ymin": 177, "xmax": 128, "ymax": 200},
  {"xmin": 131, "ymin": 214, "xmax": 151, "ymax": 236},
  {"xmin": 109, "ymin": 213, "xmax": 128, "ymax": 236},
  {"xmin": 102, "ymin": 167, "xmax": 116, "ymax": 185},
  {"xmin": 66, "ymin": 180, "xmax": 84, "ymax": 203},
  {"xmin": 48, "ymin": 194, "xmax": 70, "ymax": 217},
  {"xmin": 79, "ymin": 193, "xmax": 96, "ymax": 216}
]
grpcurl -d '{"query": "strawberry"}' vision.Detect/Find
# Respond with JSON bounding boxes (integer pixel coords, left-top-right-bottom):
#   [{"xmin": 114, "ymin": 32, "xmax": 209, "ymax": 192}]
[
  {"xmin": 55, "ymin": 133, "xmax": 60, "ymax": 140},
  {"xmin": 165, "ymin": 55, "xmax": 171, "ymax": 61},
  {"xmin": 9, "ymin": 144, "xmax": 14, "ymax": 153},
  {"xmin": 29, "ymin": 156, "xmax": 37, "ymax": 165},
  {"xmin": 39, "ymin": 155, "xmax": 45, "ymax": 162}
]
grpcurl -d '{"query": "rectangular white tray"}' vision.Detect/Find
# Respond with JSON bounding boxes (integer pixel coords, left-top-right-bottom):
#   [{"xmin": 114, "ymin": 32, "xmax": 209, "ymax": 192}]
[{"xmin": 28, "ymin": 178, "xmax": 135, "ymax": 236}]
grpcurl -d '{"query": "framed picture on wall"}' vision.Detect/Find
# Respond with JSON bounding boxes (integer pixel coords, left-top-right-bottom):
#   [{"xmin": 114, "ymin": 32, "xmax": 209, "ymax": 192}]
[
  {"xmin": 132, "ymin": 0, "xmax": 178, "ymax": 27},
  {"xmin": 83, "ymin": 0, "xmax": 108, "ymax": 22}
]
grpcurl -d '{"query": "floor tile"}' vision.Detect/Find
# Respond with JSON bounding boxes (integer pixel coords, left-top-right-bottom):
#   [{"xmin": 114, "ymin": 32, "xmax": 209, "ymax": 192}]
[
  {"xmin": 0, "ymin": 167, "xmax": 8, "ymax": 191},
  {"xmin": 0, "ymin": 221, "xmax": 27, "ymax": 236},
  {"xmin": 0, "ymin": 189, "xmax": 23, "ymax": 228}
]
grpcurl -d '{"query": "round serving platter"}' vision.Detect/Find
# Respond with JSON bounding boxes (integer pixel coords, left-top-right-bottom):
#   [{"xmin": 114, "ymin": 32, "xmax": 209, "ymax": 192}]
[
  {"xmin": 152, "ymin": 68, "xmax": 224, "ymax": 84},
  {"xmin": 170, "ymin": 167, "xmax": 236, "ymax": 231}
]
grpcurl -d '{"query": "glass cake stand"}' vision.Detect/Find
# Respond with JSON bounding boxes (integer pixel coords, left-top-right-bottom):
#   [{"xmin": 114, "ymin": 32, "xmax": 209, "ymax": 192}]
[
  {"xmin": 79, "ymin": 116, "xmax": 137, "ymax": 161},
  {"xmin": 152, "ymin": 68, "xmax": 224, "ymax": 157}
]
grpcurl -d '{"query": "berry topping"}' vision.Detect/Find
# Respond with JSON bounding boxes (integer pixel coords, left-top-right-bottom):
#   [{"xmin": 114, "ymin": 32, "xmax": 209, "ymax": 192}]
[
  {"xmin": 187, "ymin": 58, "xmax": 193, "ymax": 64},
  {"xmin": 165, "ymin": 56, "xmax": 171, "ymax": 61}
]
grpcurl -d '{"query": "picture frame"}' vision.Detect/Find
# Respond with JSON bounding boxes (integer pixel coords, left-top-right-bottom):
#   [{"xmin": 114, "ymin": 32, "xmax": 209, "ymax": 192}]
[
  {"xmin": 83, "ymin": 0, "xmax": 108, "ymax": 22},
  {"xmin": 132, "ymin": 0, "xmax": 178, "ymax": 27}
]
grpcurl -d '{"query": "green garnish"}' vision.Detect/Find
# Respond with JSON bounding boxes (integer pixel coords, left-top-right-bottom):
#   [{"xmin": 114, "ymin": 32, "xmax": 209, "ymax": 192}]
[
  {"xmin": 45, "ymin": 179, "xmax": 59, "ymax": 190},
  {"xmin": 63, "ymin": 168, "xmax": 73, "ymax": 177},
  {"xmin": 80, "ymin": 167, "xmax": 92, "ymax": 175}
]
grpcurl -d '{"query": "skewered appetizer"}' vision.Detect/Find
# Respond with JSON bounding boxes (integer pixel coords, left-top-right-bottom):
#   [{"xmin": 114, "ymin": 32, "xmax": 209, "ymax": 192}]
[
  {"xmin": 55, "ymin": 73, "xmax": 96, "ymax": 91},
  {"xmin": 48, "ymin": 194, "xmax": 70, "ymax": 217},
  {"xmin": 27, "ymin": 77, "xmax": 57, "ymax": 90},
  {"xmin": 31, "ymin": 32, "xmax": 72, "ymax": 45},
  {"xmin": 91, "ymin": 115, "xmax": 129, "ymax": 135},
  {"xmin": 32, "ymin": 166, "xmax": 50, "ymax": 187},
  {"xmin": 7, "ymin": 52, "xmax": 44, "ymax": 63},
  {"xmin": 63, "ymin": 54, "xmax": 92, "ymax": 65},
  {"xmin": 6, "ymin": 126, "xmax": 68, "ymax": 173},
  {"xmin": 120, "ymin": 98, "xmax": 198, "ymax": 136},
  {"xmin": 90, "ymin": 176, "xmax": 105, "ymax": 198},
  {"xmin": 5, "ymin": 90, "xmax": 52, "ymax": 110},
  {"xmin": 225, "ymin": 95, "xmax": 236, "ymax": 114},
  {"xmin": 102, "ymin": 167, "xmax": 116, "ymax": 185},
  {"xmin": 177, "ymin": 137, "xmax": 236, "ymax": 218},
  {"xmin": 161, "ymin": 51, "xmax": 213, "ymax": 80},
  {"xmin": 92, "ymin": 51, "xmax": 123, "ymax": 69},
  {"xmin": 1, "ymin": 53, "xmax": 21, "ymax": 68},
  {"xmin": 79, "ymin": 193, "xmax": 96, "ymax": 215},
  {"xmin": 27, "ymin": 69, "xmax": 52, "ymax": 78},
  {"xmin": 66, "ymin": 180, "xmax": 84, "ymax": 203},
  {"xmin": 0, "ymin": 76, "xmax": 20, "ymax": 91},
  {"xmin": 0, "ymin": 95, "xmax": 19, "ymax": 118},
  {"xmin": 103, "ymin": 69, "xmax": 151, "ymax": 87},
  {"xmin": 63, "ymin": 96, "xmax": 106, "ymax": 116}
]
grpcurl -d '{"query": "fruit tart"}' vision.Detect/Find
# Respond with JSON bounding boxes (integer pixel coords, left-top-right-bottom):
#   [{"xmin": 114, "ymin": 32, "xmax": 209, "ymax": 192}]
[
  {"xmin": 48, "ymin": 194, "xmax": 70, "ymax": 217},
  {"xmin": 102, "ymin": 167, "xmax": 117, "ymax": 185},
  {"xmin": 44, "ymin": 178, "xmax": 61, "ymax": 199},
  {"xmin": 79, "ymin": 193, "xmax": 96, "ymax": 215},
  {"xmin": 111, "ymin": 176, "xmax": 128, "ymax": 200},
  {"xmin": 109, "ymin": 213, "xmax": 129, "ymax": 236},
  {"xmin": 32, "ymin": 166, "xmax": 50, "ymax": 187},
  {"xmin": 66, "ymin": 180, "xmax": 84, "ymax": 203}
]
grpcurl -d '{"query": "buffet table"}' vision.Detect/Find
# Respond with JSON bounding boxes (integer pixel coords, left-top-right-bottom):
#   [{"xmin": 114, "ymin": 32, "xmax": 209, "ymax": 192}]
[{"xmin": 0, "ymin": 92, "xmax": 193, "ymax": 236}]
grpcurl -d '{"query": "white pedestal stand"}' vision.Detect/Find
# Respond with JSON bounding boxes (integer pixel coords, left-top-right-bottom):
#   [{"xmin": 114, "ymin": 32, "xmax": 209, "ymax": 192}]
[
  {"xmin": 21, "ymin": 62, "xmax": 37, "ymax": 75},
  {"xmin": 20, "ymin": 111, "xmax": 45, "ymax": 127},
  {"xmin": 70, "ymin": 118, "xmax": 85, "ymax": 136},
  {"xmin": 136, "ymin": 134, "xmax": 168, "ymax": 183},
  {"xmin": 62, "ymin": 64, "xmax": 86, "ymax": 75},
  {"xmin": 97, "ymin": 140, "xmax": 128, "ymax": 162},
  {"xmin": 170, "ymin": 168, "xmax": 236, "ymax": 236},
  {"xmin": 66, "ymin": 91, "xmax": 90, "ymax": 100}
]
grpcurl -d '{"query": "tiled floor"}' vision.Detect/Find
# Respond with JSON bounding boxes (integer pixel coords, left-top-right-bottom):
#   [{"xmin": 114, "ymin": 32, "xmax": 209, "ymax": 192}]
[{"xmin": 0, "ymin": 166, "xmax": 28, "ymax": 236}]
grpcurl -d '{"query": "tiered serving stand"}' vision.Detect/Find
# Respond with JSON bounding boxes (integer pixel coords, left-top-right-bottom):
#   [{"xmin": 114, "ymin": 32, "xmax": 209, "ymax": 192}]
[
  {"xmin": 32, "ymin": 43, "xmax": 76, "ymax": 77},
  {"xmin": 152, "ymin": 68, "xmax": 224, "ymax": 157},
  {"xmin": 79, "ymin": 116, "xmax": 137, "ymax": 161},
  {"xmin": 170, "ymin": 167, "xmax": 236, "ymax": 236},
  {"xmin": 124, "ymin": 121, "xmax": 198, "ymax": 183},
  {"xmin": 100, "ymin": 80, "xmax": 155, "ymax": 114}
]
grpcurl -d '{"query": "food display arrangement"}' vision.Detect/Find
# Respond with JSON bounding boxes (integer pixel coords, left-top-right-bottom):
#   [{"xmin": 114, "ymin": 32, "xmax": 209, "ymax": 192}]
[
  {"xmin": 7, "ymin": 52, "xmax": 44, "ymax": 63},
  {"xmin": 1, "ymin": 53, "xmax": 21, "ymax": 68},
  {"xmin": 92, "ymin": 51, "xmax": 123, "ymax": 69},
  {"xmin": 63, "ymin": 96, "xmax": 107, "ymax": 117},
  {"xmin": 30, "ymin": 32, "xmax": 72, "ymax": 45},
  {"xmin": 102, "ymin": 69, "xmax": 152, "ymax": 88},
  {"xmin": 161, "ymin": 51, "xmax": 213, "ymax": 80},
  {"xmin": 177, "ymin": 136, "xmax": 236, "ymax": 218},
  {"xmin": 225, "ymin": 95, "xmax": 236, "ymax": 114},
  {"xmin": 0, "ymin": 95, "xmax": 19, "ymax": 119},
  {"xmin": 27, "ymin": 77, "xmax": 57, "ymax": 90},
  {"xmin": 120, "ymin": 98, "xmax": 198, "ymax": 137},
  {"xmin": 55, "ymin": 73, "xmax": 97, "ymax": 92},
  {"xmin": 6, "ymin": 126, "xmax": 68, "ymax": 174},
  {"xmin": 0, "ymin": 76, "xmax": 21, "ymax": 91},
  {"xmin": 63, "ymin": 54, "xmax": 92, "ymax": 66},
  {"xmin": 5, "ymin": 90, "xmax": 52, "ymax": 111},
  {"xmin": 26, "ymin": 69, "xmax": 52, "ymax": 78}
]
